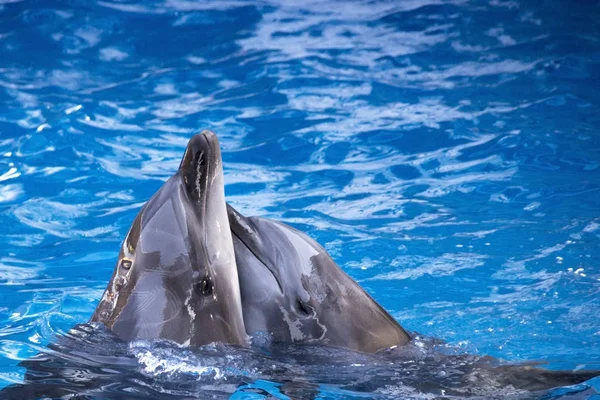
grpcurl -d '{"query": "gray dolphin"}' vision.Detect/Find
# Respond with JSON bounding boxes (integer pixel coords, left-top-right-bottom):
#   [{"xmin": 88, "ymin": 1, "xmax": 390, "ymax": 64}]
[
  {"xmin": 91, "ymin": 131, "xmax": 248, "ymax": 347},
  {"xmin": 227, "ymin": 205, "xmax": 412, "ymax": 353}
]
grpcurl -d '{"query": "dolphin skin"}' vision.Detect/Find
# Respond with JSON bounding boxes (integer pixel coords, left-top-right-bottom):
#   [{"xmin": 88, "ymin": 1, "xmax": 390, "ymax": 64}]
[
  {"xmin": 228, "ymin": 204, "xmax": 412, "ymax": 353},
  {"xmin": 91, "ymin": 130, "xmax": 248, "ymax": 347}
]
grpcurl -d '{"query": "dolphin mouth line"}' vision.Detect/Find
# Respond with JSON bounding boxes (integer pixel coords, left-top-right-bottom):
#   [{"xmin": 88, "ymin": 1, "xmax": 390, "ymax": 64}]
[
  {"xmin": 231, "ymin": 228, "xmax": 284, "ymax": 295},
  {"xmin": 199, "ymin": 132, "xmax": 210, "ymax": 263}
]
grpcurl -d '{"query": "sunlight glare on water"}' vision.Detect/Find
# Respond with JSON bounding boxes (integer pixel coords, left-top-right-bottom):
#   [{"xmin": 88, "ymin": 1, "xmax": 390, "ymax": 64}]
[{"xmin": 0, "ymin": 0, "xmax": 599, "ymax": 398}]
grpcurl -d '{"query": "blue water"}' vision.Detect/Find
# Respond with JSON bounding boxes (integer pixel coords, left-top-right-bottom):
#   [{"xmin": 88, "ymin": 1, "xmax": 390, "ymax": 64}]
[{"xmin": 1, "ymin": 0, "xmax": 600, "ymax": 398}]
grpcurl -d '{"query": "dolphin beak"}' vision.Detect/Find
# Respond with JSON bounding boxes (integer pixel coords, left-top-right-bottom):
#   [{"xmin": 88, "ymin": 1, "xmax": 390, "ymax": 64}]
[
  {"xmin": 178, "ymin": 130, "xmax": 221, "ymax": 205},
  {"xmin": 179, "ymin": 130, "xmax": 215, "ymax": 170}
]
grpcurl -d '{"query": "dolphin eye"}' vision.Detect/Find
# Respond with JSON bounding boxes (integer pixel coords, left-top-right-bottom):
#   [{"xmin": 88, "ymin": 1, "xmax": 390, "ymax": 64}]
[
  {"xmin": 197, "ymin": 277, "xmax": 213, "ymax": 296},
  {"xmin": 296, "ymin": 300, "xmax": 311, "ymax": 316},
  {"xmin": 120, "ymin": 259, "xmax": 132, "ymax": 270}
]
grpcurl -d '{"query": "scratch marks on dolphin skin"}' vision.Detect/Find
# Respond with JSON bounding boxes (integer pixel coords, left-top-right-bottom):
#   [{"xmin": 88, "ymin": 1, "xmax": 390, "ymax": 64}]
[
  {"xmin": 279, "ymin": 303, "xmax": 327, "ymax": 342},
  {"xmin": 308, "ymin": 305, "xmax": 328, "ymax": 341},
  {"xmin": 97, "ymin": 225, "xmax": 138, "ymax": 325},
  {"xmin": 279, "ymin": 305, "xmax": 305, "ymax": 341},
  {"xmin": 185, "ymin": 286, "xmax": 196, "ymax": 340},
  {"xmin": 211, "ymin": 160, "xmax": 218, "ymax": 185},
  {"xmin": 195, "ymin": 150, "xmax": 204, "ymax": 199}
]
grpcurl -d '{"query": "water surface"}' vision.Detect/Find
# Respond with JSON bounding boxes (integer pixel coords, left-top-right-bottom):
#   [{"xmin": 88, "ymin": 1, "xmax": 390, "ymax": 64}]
[{"xmin": 0, "ymin": 0, "xmax": 599, "ymax": 398}]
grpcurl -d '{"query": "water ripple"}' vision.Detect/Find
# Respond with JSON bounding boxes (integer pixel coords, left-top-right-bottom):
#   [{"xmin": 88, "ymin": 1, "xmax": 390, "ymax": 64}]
[{"xmin": 1, "ymin": 0, "xmax": 600, "ymax": 398}]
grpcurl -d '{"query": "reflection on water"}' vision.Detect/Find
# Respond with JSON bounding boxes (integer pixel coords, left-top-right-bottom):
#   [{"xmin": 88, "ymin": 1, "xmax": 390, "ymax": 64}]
[{"xmin": 0, "ymin": 0, "xmax": 599, "ymax": 398}]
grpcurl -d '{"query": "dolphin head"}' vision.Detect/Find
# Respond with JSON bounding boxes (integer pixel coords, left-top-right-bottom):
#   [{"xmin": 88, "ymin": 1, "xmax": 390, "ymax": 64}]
[
  {"xmin": 92, "ymin": 131, "xmax": 247, "ymax": 347},
  {"xmin": 227, "ymin": 205, "xmax": 411, "ymax": 353}
]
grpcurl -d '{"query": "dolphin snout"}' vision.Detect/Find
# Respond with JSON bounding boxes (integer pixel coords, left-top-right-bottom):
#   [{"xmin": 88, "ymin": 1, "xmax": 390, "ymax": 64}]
[
  {"xmin": 179, "ymin": 130, "xmax": 218, "ymax": 172},
  {"xmin": 178, "ymin": 130, "xmax": 222, "ymax": 203}
]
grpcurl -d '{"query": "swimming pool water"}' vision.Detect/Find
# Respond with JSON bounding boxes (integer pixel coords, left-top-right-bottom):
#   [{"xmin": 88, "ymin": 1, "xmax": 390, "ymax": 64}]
[{"xmin": 0, "ymin": 0, "xmax": 599, "ymax": 398}]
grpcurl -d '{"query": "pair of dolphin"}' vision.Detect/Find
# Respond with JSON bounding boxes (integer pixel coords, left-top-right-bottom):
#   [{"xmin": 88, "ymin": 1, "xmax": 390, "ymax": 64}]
[
  {"xmin": 3, "ymin": 131, "xmax": 599, "ymax": 399},
  {"xmin": 91, "ymin": 130, "xmax": 411, "ymax": 353}
]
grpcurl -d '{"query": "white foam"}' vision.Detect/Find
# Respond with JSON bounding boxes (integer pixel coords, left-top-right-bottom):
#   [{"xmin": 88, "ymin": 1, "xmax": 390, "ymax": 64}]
[{"xmin": 135, "ymin": 349, "xmax": 224, "ymax": 380}]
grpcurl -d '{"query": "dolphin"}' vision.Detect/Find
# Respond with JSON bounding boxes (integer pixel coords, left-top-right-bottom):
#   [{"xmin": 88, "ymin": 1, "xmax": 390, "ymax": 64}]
[
  {"xmin": 91, "ymin": 130, "xmax": 248, "ymax": 347},
  {"xmin": 225, "ymin": 205, "xmax": 600, "ymax": 391},
  {"xmin": 227, "ymin": 204, "xmax": 412, "ymax": 353}
]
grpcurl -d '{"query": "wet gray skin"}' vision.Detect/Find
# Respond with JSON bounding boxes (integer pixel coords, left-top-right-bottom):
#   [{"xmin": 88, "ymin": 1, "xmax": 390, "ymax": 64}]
[
  {"xmin": 227, "ymin": 205, "xmax": 412, "ymax": 353},
  {"xmin": 91, "ymin": 131, "xmax": 248, "ymax": 347}
]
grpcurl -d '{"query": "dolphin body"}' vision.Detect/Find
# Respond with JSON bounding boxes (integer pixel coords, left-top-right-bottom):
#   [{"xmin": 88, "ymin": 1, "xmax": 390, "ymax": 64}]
[
  {"xmin": 227, "ymin": 205, "xmax": 412, "ymax": 353},
  {"xmin": 223, "ymin": 205, "xmax": 600, "ymax": 393},
  {"xmin": 87, "ymin": 131, "xmax": 411, "ymax": 353},
  {"xmin": 90, "ymin": 130, "xmax": 248, "ymax": 347}
]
